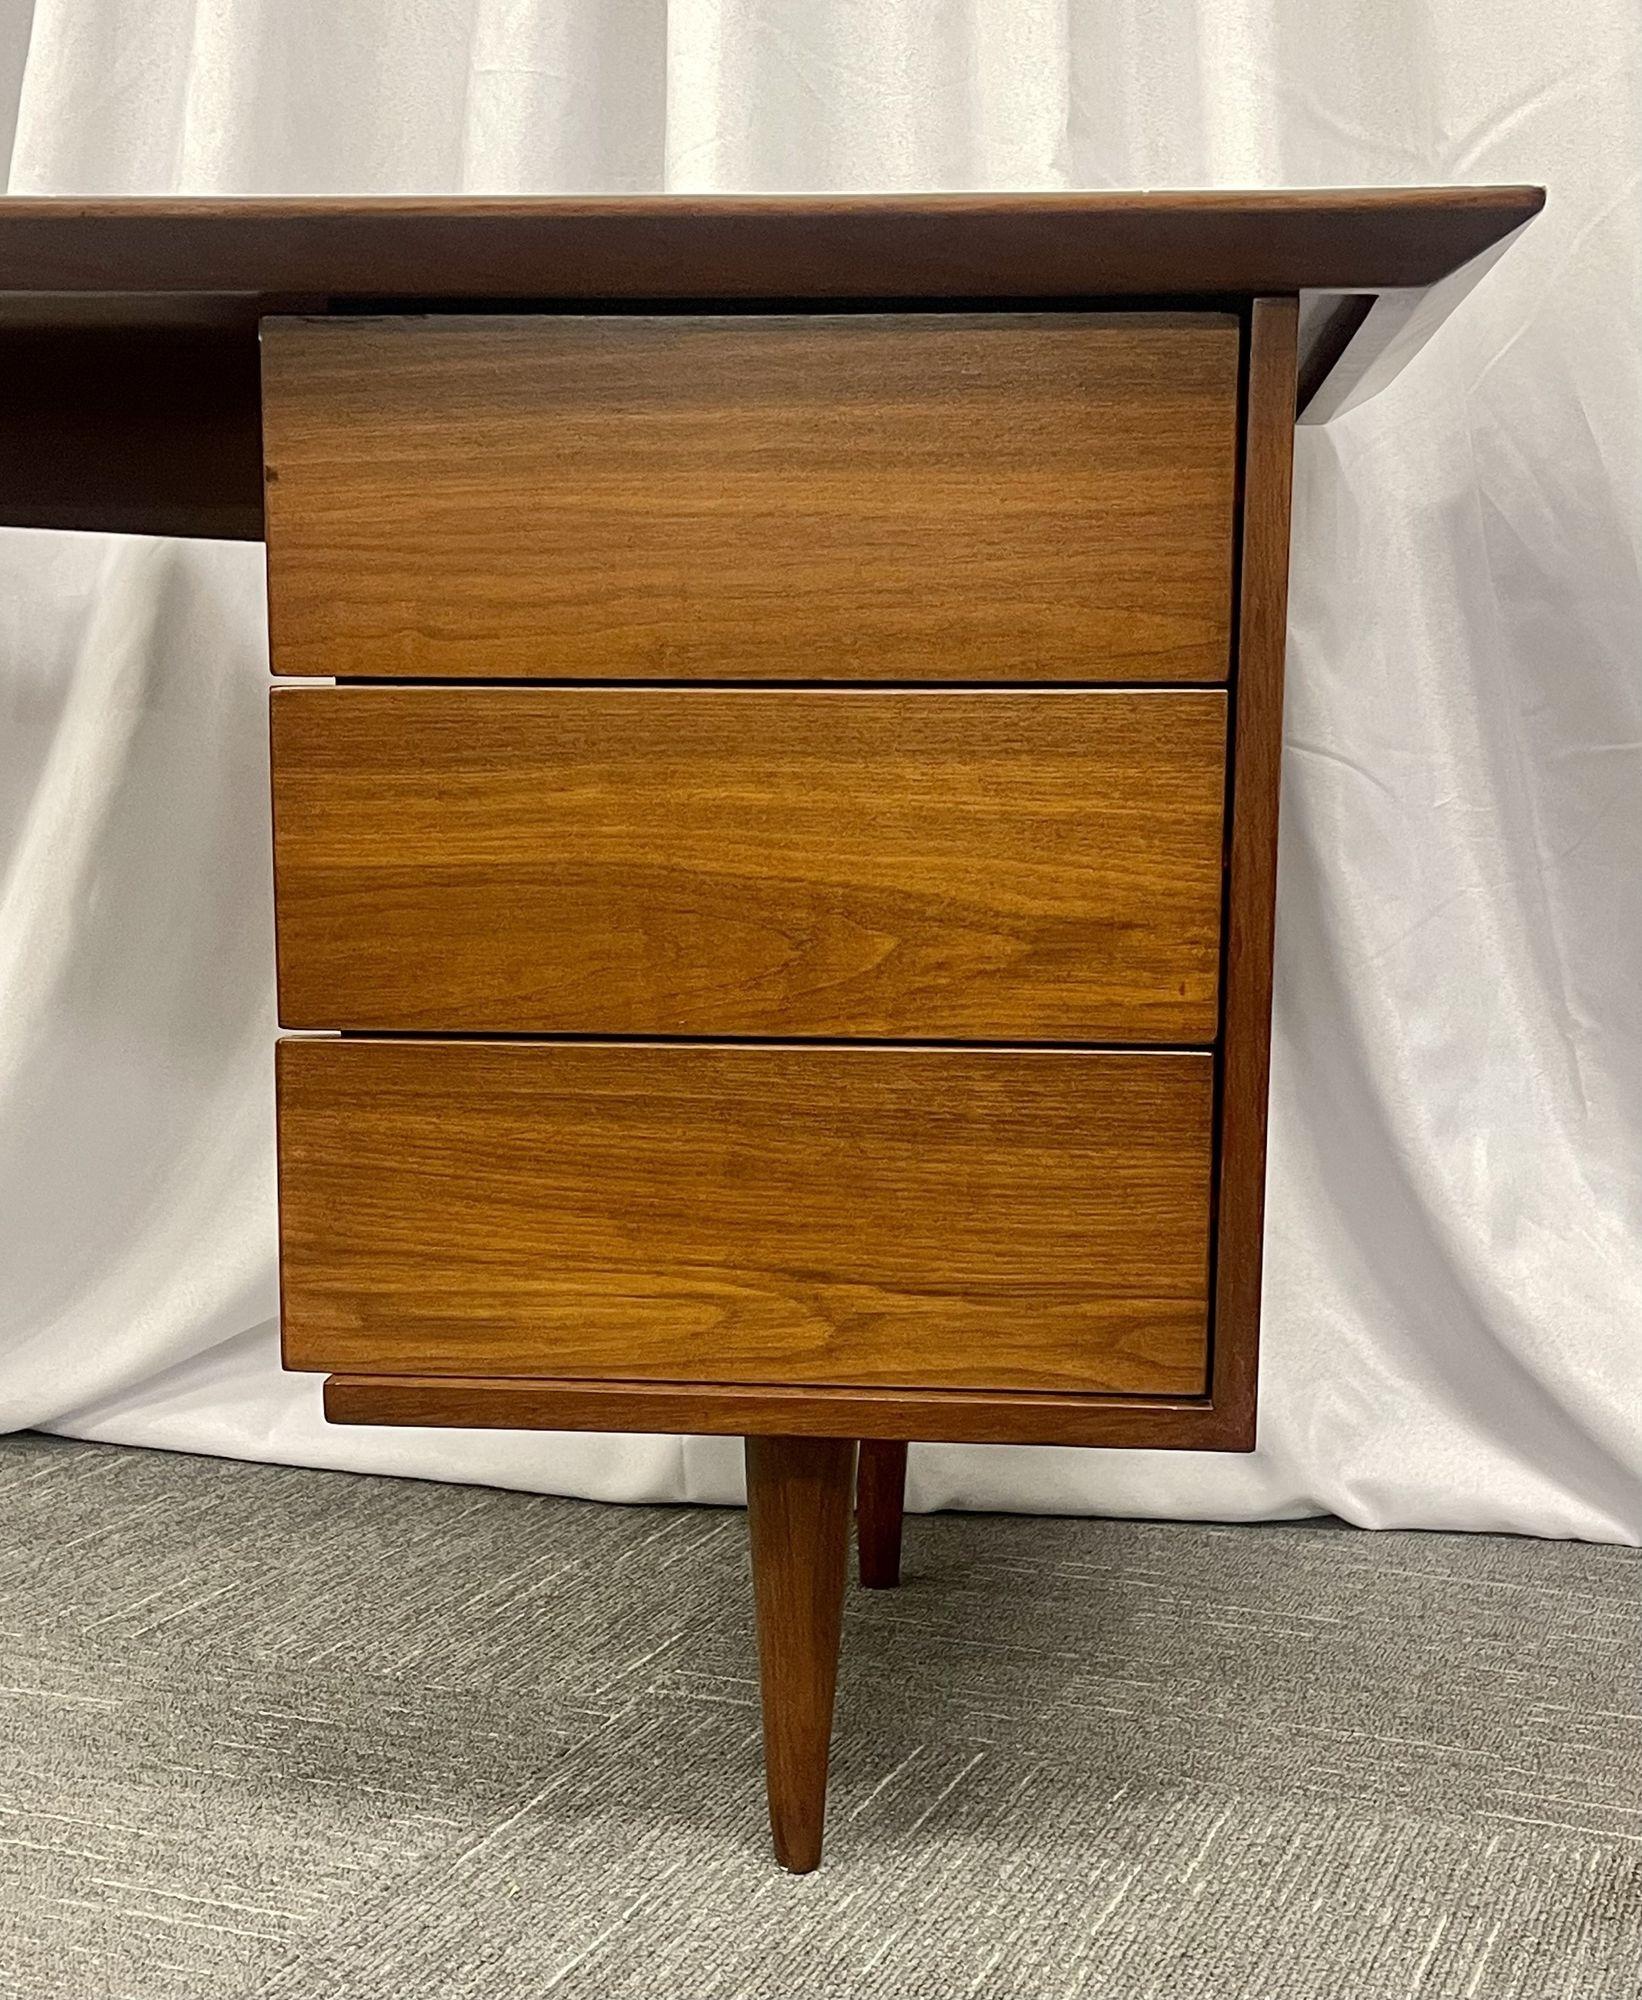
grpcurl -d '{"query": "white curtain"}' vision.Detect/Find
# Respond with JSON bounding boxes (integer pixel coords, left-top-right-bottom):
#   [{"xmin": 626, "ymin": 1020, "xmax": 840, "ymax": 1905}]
[{"xmin": 2, "ymin": 1, "xmax": 1638, "ymax": 1540}]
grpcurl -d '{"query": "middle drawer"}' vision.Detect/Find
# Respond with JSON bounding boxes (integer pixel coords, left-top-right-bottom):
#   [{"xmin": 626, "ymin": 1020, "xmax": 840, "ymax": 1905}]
[{"xmin": 272, "ymin": 687, "xmax": 1227, "ymax": 1042}]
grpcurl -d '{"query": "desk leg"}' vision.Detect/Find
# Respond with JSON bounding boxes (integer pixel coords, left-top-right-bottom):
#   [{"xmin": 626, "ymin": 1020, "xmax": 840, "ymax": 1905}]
[
  {"xmin": 745, "ymin": 1434, "xmax": 855, "ymax": 1872},
  {"xmin": 856, "ymin": 1440, "xmax": 908, "ymax": 1589}
]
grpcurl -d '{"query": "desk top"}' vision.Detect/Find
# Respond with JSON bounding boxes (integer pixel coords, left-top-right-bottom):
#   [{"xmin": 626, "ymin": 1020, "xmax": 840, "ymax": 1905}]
[
  {"xmin": 0, "ymin": 190, "xmax": 1543, "ymax": 539},
  {"xmin": 0, "ymin": 189, "xmax": 1541, "ymax": 304}
]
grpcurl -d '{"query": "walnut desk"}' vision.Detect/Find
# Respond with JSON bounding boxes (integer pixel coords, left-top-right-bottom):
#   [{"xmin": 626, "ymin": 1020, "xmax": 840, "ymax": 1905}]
[{"xmin": 0, "ymin": 191, "xmax": 1541, "ymax": 1869}]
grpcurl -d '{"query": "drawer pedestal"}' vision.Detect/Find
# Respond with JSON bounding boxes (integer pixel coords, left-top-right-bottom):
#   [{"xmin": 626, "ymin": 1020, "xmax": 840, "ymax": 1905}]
[{"xmin": 267, "ymin": 294, "xmax": 1290, "ymax": 1872}]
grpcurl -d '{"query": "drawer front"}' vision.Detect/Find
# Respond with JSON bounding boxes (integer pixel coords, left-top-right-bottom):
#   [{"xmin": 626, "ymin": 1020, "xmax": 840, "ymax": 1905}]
[
  {"xmin": 277, "ymin": 1040, "xmax": 1214, "ymax": 1397},
  {"xmin": 262, "ymin": 311, "xmax": 1239, "ymax": 683},
  {"xmin": 271, "ymin": 687, "xmax": 1227, "ymax": 1042}
]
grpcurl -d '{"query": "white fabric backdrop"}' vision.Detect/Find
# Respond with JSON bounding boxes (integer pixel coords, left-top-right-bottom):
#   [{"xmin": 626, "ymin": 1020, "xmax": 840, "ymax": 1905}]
[{"xmin": 1, "ymin": 1, "xmax": 1637, "ymax": 1539}]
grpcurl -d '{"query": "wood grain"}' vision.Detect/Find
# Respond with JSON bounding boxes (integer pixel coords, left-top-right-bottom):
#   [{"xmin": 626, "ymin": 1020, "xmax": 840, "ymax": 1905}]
[
  {"xmin": 856, "ymin": 1440, "xmax": 908, "ymax": 1589},
  {"xmin": 745, "ymin": 1436, "xmax": 855, "ymax": 1871},
  {"xmin": 278, "ymin": 1039, "xmax": 1214, "ymax": 1397},
  {"xmin": 262, "ymin": 312, "xmax": 1239, "ymax": 683},
  {"xmin": 1208, "ymin": 296, "xmax": 1301, "ymax": 1452},
  {"xmin": 322, "ymin": 1373, "xmax": 1253, "ymax": 1450},
  {"xmin": 270, "ymin": 686, "xmax": 1228, "ymax": 1042}
]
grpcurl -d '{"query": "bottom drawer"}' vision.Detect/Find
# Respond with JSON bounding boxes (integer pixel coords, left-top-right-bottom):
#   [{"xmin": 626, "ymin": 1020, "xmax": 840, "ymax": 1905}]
[{"xmin": 277, "ymin": 1040, "xmax": 1214, "ymax": 1397}]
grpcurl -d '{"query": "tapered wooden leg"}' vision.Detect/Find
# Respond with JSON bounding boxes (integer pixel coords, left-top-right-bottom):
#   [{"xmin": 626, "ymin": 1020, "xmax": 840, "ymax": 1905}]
[
  {"xmin": 856, "ymin": 1439, "xmax": 908, "ymax": 1589},
  {"xmin": 744, "ymin": 1434, "xmax": 855, "ymax": 1872}
]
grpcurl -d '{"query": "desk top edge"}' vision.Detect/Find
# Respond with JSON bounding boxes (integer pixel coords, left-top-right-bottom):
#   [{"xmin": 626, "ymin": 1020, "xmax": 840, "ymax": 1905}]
[{"xmin": 0, "ymin": 186, "xmax": 1544, "ymax": 302}]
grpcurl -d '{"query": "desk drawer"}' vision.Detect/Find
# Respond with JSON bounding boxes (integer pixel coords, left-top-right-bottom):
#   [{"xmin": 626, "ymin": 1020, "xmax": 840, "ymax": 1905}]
[
  {"xmin": 277, "ymin": 1039, "xmax": 1214, "ymax": 1396},
  {"xmin": 262, "ymin": 311, "xmax": 1239, "ymax": 683},
  {"xmin": 272, "ymin": 686, "xmax": 1226, "ymax": 1041}
]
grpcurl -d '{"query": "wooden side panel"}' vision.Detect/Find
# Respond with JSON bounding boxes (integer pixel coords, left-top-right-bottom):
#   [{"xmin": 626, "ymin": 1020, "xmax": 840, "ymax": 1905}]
[
  {"xmin": 271, "ymin": 687, "xmax": 1228, "ymax": 1042},
  {"xmin": 262, "ymin": 312, "xmax": 1240, "ymax": 683},
  {"xmin": 1209, "ymin": 296, "xmax": 1300, "ymax": 1450},
  {"xmin": 278, "ymin": 1040, "xmax": 1215, "ymax": 1397}
]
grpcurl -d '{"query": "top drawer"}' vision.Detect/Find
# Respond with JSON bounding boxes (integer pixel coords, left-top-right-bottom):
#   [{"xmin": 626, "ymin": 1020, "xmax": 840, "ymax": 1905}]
[{"xmin": 262, "ymin": 312, "xmax": 1239, "ymax": 684}]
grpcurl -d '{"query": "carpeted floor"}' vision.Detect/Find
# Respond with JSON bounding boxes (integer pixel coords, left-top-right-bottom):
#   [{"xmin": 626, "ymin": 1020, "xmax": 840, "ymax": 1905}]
[{"xmin": 0, "ymin": 1434, "xmax": 1636, "ymax": 1999}]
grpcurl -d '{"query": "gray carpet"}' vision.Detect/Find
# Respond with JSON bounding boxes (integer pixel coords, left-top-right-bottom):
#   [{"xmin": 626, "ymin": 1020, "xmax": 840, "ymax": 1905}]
[{"xmin": 0, "ymin": 1434, "xmax": 1636, "ymax": 1999}]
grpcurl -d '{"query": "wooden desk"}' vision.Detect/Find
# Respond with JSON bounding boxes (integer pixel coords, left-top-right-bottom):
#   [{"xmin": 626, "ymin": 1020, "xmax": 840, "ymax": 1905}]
[{"xmin": 0, "ymin": 190, "xmax": 1541, "ymax": 1870}]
